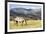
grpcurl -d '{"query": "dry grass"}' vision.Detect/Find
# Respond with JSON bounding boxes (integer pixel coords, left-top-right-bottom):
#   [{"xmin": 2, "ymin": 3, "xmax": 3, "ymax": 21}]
[{"xmin": 9, "ymin": 20, "xmax": 42, "ymax": 29}]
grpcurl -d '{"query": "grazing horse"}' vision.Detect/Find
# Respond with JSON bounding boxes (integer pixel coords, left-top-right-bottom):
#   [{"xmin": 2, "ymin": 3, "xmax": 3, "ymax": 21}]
[{"xmin": 14, "ymin": 17, "xmax": 27, "ymax": 26}]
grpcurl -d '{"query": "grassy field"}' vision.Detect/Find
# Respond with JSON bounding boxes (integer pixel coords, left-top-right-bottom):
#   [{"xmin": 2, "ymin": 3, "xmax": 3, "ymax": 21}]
[{"xmin": 9, "ymin": 20, "xmax": 42, "ymax": 29}]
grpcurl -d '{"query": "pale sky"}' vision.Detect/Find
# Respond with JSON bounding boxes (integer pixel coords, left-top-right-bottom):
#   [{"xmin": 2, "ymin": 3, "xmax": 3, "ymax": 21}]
[{"xmin": 9, "ymin": 4, "xmax": 41, "ymax": 9}]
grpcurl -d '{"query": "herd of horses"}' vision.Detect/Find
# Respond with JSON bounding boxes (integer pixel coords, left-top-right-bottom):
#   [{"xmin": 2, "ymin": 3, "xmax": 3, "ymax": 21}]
[{"xmin": 10, "ymin": 16, "xmax": 40, "ymax": 26}]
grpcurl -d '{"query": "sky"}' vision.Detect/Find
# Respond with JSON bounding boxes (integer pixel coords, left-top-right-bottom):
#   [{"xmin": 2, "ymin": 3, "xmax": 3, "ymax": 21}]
[{"xmin": 9, "ymin": 4, "xmax": 41, "ymax": 9}]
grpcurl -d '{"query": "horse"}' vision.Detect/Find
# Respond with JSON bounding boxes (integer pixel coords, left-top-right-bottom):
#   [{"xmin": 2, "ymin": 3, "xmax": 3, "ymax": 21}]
[{"xmin": 14, "ymin": 17, "xmax": 27, "ymax": 26}]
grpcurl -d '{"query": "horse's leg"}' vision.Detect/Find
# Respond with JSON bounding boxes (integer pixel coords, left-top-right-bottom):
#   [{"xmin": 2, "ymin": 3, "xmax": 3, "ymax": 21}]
[
  {"xmin": 16, "ymin": 21, "xmax": 18, "ymax": 26},
  {"xmin": 14, "ymin": 20, "xmax": 16, "ymax": 24},
  {"xmin": 21, "ymin": 21, "xmax": 24, "ymax": 26},
  {"xmin": 25, "ymin": 20, "xmax": 27, "ymax": 25}
]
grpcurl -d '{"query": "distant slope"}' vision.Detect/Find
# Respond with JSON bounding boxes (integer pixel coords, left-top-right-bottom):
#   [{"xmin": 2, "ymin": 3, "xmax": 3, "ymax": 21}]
[{"xmin": 10, "ymin": 8, "xmax": 41, "ymax": 20}]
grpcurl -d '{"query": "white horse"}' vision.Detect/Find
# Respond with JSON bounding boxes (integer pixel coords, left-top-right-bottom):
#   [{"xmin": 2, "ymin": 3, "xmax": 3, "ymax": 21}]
[{"xmin": 14, "ymin": 17, "xmax": 27, "ymax": 26}]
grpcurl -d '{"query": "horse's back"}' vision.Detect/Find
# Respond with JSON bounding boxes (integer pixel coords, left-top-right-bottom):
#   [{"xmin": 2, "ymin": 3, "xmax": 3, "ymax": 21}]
[{"xmin": 14, "ymin": 17, "xmax": 24, "ymax": 22}]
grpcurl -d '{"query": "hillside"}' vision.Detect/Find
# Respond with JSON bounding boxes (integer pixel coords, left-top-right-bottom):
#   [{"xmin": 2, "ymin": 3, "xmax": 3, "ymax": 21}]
[{"xmin": 10, "ymin": 8, "xmax": 41, "ymax": 20}]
